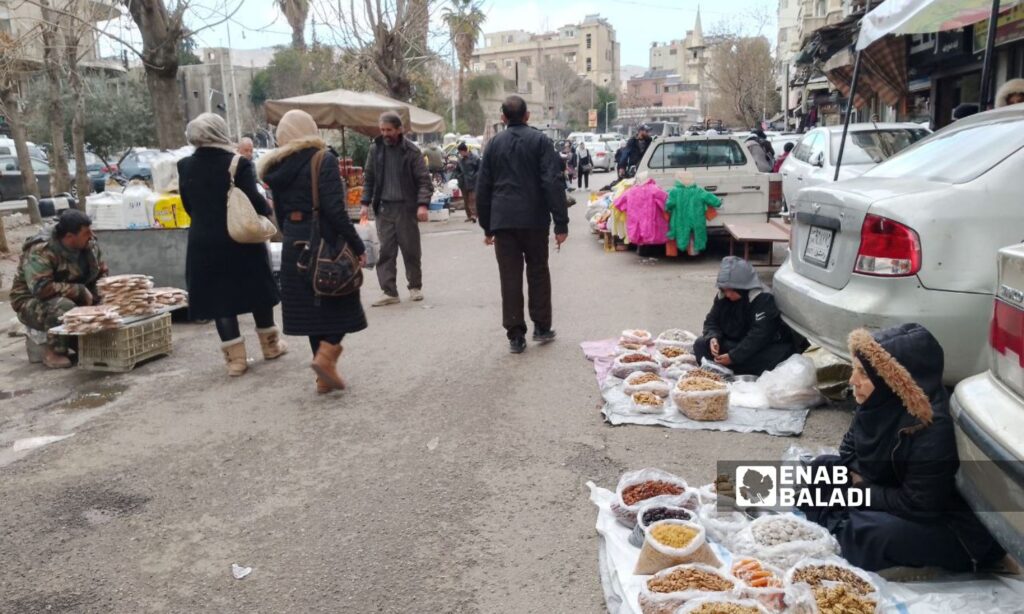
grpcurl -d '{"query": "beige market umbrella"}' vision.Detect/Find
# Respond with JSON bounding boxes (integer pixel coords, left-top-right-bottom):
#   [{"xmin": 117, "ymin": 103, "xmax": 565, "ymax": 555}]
[{"xmin": 264, "ymin": 88, "xmax": 444, "ymax": 135}]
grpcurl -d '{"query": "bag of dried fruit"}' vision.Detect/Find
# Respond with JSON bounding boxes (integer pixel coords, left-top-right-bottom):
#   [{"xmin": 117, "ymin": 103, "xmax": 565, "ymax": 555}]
[
  {"xmin": 784, "ymin": 558, "xmax": 880, "ymax": 614},
  {"xmin": 630, "ymin": 502, "xmax": 699, "ymax": 547},
  {"xmin": 635, "ymin": 519, "xmax": 721, "ymax": 574},
  {"xmin": 730, "ymin": 557, "xmax": 787, "ymax": 612},
  {"xmin": 696, "ymin": 503, "xmax": 752, "ymax": 550},
  {"xmin": 730, "ymin": 515, "xmax": 839, "ymax": 570},
  {"xmin": 624, "ymin": 372, "xmax": 672, "ymax": 397},
  {"xmin": 638, "ymin": 563, "xmax": 740, "ymax": 614},
  {"xmin": 612, "ymin": 352, "xmax": 662, "ymax": 379},
  {"xmin": 677, "ymin": 595, "xmax": 771, "ymax": 614},
  {"xmin": 611, "ymin": 468, "xmax": 690, "ymax": 528}
]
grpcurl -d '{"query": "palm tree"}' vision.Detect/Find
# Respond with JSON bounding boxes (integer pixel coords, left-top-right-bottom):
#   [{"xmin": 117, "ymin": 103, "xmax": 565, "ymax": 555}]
[
  {"xmin": 442, "ymin": 0, "xmax": 486, "ymax": 105},
  {"xmin": 277, "ymin": 0, "xmax": 310, "ymax": 50}
]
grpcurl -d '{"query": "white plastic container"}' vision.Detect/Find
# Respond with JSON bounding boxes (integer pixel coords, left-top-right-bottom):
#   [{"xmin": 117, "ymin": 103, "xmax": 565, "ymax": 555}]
[
  {"xmin": 122, "ymin": 184, "xmax": 155, "ymax": 229},
  {"xmin": 86, "ymin": 192, "xmax": 126, "ymax": 230}
]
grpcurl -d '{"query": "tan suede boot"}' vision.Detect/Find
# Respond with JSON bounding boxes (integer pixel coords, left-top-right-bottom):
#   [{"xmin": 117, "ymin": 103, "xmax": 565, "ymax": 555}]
[
  {"xmin": 315, "ymin": 377, "xmax": 331, "ymax": 394},
  {"xmin": 221, "ymin": 339, "xmax": 248, "ymax": 376},
  {"xmin": 256, "ymin": 327, "xmax": 288, "ymax": 360},
  {"xmin": 310, "ymin": 342, "xmax": 345, "ymax": 390},
  {"xmin": 42, "ymin": 347, "xmax": 72, "ymax": 369}
]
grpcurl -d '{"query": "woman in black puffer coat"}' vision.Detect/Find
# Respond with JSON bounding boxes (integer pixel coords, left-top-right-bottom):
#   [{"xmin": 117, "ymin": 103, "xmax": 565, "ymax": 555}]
[
  {"xmin": 259, "ymin": 110, "xmax": 367, "ymax": 394},
  {"xmin": 804, "ymin": 323, "xmax": 1006, "ymax": 572}
]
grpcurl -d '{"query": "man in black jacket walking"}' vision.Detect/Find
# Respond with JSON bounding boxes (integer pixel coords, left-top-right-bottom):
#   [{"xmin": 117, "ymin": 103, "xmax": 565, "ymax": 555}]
[
  {"xmin": 360, "ymin": 112, "xmax": 433, "ymax": 306},
  {"xmin": 617, "ymin": 125, "xmax": 653, "ymax": 177},
  {"xmin": 476, "ymin": 96, "xmax": 569, "ymax": 354}
]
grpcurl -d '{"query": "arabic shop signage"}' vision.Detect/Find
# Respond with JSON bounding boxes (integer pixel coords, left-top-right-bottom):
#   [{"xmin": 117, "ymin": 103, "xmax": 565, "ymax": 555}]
[{"xmin": 975, "ymin": 4, "xmax": 1024, "ymax": 54}]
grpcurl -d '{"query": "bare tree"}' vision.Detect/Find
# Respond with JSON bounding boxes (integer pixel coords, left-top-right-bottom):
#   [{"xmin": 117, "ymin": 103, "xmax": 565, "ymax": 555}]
[
  {"xmin": 705, "ymin": 35, "xmax": 777, "ymax": 128},
  {"xmin": 0, "ymin": 29, "xmax": 43, "ymax": 223},
  {"xmin": 38, "ymin": 0, "xmax": 72, "ymax": 194}
]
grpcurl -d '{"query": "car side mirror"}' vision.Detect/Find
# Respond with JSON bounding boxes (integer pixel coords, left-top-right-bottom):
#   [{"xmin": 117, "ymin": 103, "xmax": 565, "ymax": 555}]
[{"xmin": 812, "ymin": 152, "xmax": 824, "ymax": 167}]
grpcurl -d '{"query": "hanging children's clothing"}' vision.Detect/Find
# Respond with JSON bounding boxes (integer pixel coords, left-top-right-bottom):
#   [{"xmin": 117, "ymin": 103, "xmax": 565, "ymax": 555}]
[
  {"xmin": 612, "ymin": 179, "xmax": 669, "ymax": 245},
  {"xmin": 665, "ymin": 180, "xmax": 722, "ymax": 254}
]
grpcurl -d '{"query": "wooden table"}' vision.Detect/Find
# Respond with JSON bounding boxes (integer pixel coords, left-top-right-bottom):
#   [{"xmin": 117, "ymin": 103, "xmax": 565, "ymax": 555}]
[{"xmin": 724, "ymin": 222, "xmax": 790, "ymax": 266}]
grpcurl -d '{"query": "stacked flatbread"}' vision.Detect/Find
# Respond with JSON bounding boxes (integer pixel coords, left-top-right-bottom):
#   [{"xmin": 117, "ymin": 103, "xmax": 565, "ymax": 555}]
[
  {"xmin": 60, "ymin": 305, "xmax": 123, "ymax": 334},
  {"xmin": 151, "ymin": 287, "xmax": 188, "ymax": 308},
  {"xmin": 98, "ymin": 274, "xmax": 156, "ymax": 317}
]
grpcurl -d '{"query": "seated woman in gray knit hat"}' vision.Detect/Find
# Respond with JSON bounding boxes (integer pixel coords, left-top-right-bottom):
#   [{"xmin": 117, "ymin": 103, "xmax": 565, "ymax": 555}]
[{"xmin": 692, "ymin": 256, "xmax": 803, "ymax": 376}]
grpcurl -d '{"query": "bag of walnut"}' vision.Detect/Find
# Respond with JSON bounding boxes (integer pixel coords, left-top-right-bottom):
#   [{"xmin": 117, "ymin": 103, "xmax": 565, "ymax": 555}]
[
  {"xmin": 638, "ymin": 563, "xmax": 740, "ymax": 614},
  {"xmin": 635, "ymin": 519, "xmax": 721, "ymax": 575}
]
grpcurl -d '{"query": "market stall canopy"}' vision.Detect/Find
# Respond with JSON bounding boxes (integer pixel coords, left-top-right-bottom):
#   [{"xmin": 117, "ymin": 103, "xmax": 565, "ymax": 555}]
[
  {"xmin": 858, "ymin": 0, "xmax": 1024, "ymax": 50},
  {"xmin": 264, "ymin": 89, "xmax": 445, "ymax": 135}
]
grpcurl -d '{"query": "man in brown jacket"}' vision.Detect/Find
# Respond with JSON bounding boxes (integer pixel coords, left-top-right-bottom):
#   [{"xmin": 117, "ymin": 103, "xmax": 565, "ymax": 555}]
[{"xmin": 360, "ymin": 112, "xmax": 433, "ymax": 306}]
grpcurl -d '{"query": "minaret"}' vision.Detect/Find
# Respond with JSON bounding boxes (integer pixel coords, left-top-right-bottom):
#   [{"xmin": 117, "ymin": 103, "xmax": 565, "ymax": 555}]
[{"xmin": 692, "ymin": 6, "xmax": 704, "ymax": 48}]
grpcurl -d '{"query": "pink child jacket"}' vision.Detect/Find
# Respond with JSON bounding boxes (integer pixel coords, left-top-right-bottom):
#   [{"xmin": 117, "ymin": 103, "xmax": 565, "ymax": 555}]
[{"xmin": 613, "ymin": 179, "xmax": 669, "ymax": 245}]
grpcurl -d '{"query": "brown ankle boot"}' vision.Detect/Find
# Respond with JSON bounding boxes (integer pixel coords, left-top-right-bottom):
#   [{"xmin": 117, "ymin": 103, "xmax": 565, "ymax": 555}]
[
  {"xmin": 42, "ymin": 347, "xmax": 72, "ymax": 369},
  {"xmin": 315, "ymin": 377, "xmax": 331, "ymax": 394},
  {"xmin": 310, "ymin": 342, "xmax": 345, "ymax": 390},
  {"xmin": 256, "ymin": 326, "xmax": 288, "ymax": 360},
  {"xmin": 221, "ymin": 339, "xmax": 248, "ymax": 376}
]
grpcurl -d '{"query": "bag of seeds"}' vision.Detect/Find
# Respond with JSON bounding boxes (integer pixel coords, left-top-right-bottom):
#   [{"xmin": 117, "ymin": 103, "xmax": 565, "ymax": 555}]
[
  {"xmin": 612, "ymin": 352, "xmax": 662, "ymax": 379},
  {"xmin": 697, "ymin": 503, "xmax": 752, "ymax": 550},
  {"xmin": 673, "ymin": 378, "xmax": 730, "ymax": 422},
  {"xmin": 624, "ymin": 372, "xmax": 672, "ymax": 397},
  {"xmin": 629, "ymin": 502, "xmax": 699, "ymax": 547},
  {"xmin": 655, "ymin": 346, "xmax": 698, "ymax": 368},
  {"xmin": 677, "ymin": 595, "xmax": 771, "ymax": 614},
  {"xmin": 635, "ymin": 519, "xmax": 721, "ymax": 574},
  {"xmin": 655, "ymin": 329, "xmax": 697, "ymax": 352},
  {"xmin": 785, "ymin": 558, "xmax": 879, "ymax": 614},
  {"xmin": 638, "ymin": 563, "xmax": 740, "ymax": 614},
  {"xmin": 731, "ymin": 515, "xmax": 839, "ymax": 570},
  {"xmin": 611, "ymin": 468, "xmax": 690, "ymax": 528}
]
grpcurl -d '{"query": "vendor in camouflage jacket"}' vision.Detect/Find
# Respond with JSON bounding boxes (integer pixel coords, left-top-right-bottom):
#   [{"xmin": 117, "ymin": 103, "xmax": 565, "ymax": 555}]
[{"xmin": 10, "ymin": 210, "xmax": 106, "ymax": 368}]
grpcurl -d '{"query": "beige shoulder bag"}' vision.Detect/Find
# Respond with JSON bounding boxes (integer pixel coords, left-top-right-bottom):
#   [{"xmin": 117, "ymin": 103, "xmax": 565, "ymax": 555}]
[{"xmin": 226, "ymin": 154, "xmax": 276, "ymax": 243}]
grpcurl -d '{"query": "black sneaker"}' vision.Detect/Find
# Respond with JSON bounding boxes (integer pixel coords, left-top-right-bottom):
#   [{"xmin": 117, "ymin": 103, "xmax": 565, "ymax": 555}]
[
  {"xmin": 532, "ymin": 329, "xmax": 557, "ymax": 344},
  {"xmin": 509, "ymin": 337, "xmax": 527, "ymax": 354}
]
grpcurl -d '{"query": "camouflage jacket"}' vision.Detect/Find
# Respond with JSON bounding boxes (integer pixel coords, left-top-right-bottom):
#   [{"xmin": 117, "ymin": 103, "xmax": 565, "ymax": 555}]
[{"xmin": 9, "ymin": 230, "xmax": 106, "ymax": 312}]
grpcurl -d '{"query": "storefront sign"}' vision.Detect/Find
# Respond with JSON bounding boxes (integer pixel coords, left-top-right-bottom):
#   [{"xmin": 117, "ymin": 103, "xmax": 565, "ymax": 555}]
[
  {"xmin": 975, "ymin": 4, "xmax": 1024, "ymax": 53},
  {"xmin": 588, "ymin": 109, "xmax": 598, "ymax": 128}
]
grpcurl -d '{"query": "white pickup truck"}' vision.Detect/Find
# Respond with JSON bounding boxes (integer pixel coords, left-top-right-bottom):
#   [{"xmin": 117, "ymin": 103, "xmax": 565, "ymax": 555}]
[{"xmin": 634, "ymin": 135, "xmax": 782, "ymax": 231}]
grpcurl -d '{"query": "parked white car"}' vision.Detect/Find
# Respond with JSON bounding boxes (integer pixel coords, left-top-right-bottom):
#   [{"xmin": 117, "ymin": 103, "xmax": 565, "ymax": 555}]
[
  {"xmin": 635, "ymin": 135, "xmax": 783, "ymax": 229},
  {"xmin": 588, "ymin": 142, "xmax": 614, "ymax": 171},
  {"xmin": 779, "ymin": 123, "xmax": 930, "ymax": 208},
  {"xmin": 774, "ymin": 106, "xmax": 1024, "ymax": 384},
  {"xmin": 950, "ymin": 242, "xmax": 1024, "ymax": 563}
]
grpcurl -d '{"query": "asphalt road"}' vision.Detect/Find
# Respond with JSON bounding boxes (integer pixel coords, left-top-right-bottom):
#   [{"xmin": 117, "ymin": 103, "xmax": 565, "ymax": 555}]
[{"xmin": 0, "ymin": 171, "xmax": 851, "ymax": 613}]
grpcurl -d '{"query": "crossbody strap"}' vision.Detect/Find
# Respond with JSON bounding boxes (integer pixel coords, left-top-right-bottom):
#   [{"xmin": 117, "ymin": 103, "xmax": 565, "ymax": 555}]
[
  {"xmin": 310, "ymin": 149, "xmax": 327, "ymax": 215},
  {"xmin": 228, "ymin": 154, "xmax": 241, "ymax": 188}
]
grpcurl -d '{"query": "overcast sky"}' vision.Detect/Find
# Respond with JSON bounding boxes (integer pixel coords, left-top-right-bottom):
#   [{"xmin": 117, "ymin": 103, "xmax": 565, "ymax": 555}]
[{"xmin": 103, "ymin": 0, "xmax": 775, "ymax": 68}]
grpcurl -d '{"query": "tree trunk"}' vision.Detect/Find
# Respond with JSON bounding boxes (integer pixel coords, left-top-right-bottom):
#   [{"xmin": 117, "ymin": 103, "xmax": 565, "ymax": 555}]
[
  {"xmin": 39, "ymin": 0, "xmax": 70, "ymax": 195},
  {"xmin": 69, "ymin": 64, "xmax": 89, "ymax": 209},
  {"xmin": 0, "ymin": 87, "xmax": 42, "ymax": 216},
  {"xmin": 291, "ymin": 27, "xmax": 306, "ymax": 51},
  {"xmin": 146, "ymin": 70, "xmax": 187, "ymax": 148},
  {"xmin": 124, "ymin": 0, "xmax": 187, "ymax": 149}
]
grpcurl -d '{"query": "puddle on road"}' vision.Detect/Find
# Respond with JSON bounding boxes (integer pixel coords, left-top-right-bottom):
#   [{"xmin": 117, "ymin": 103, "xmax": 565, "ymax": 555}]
[
  {"xmin": 55, "ymin": 383, "xmax": 128, "ymax": 411},
  {"xmin": 53, "ymin": 487, "xmax": 150, "ymax": 528}
]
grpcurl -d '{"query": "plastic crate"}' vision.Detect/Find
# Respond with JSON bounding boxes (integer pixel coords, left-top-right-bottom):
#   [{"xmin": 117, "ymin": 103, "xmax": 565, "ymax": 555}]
[{"xmin": 78, "ymin": 313, "xmax": 172, "ymax": 372}]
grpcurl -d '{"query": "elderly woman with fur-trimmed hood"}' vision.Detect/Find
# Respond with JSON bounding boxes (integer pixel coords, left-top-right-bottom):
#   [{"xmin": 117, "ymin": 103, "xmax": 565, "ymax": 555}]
[
  {"xmin": 996, "ymin": 78, "xmax": 1024, "ymax": 108},
  {"xmin": 692, "ymin": 256, "xmax": 802, "ymax": 376},
  {"xmin": 258, "ymin": 110, "xmax": 368, "ymax": 394},
  {"xmin": 803, "ymin": 323, "xmax": 1006, "ymax": 573}
]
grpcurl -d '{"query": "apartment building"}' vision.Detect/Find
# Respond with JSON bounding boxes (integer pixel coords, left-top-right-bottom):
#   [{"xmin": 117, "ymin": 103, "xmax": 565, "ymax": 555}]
[
  {"xmin": 470, "ymin": 14, "xmax": 620, "ymax": 130},
  {"xmin": 647, "ymin": 9, "xmax": 707, "ymax": 88},
  {"xmin": 626, "ymin": 10, "xmax": 710, "ymax": 117},
  {"xmin": 776, "ymin": 0, "xmax": 802, "ymax": 128},
  {"xmin": 0, "ymin": 0, "xmax": 122, "ymax": 74}
]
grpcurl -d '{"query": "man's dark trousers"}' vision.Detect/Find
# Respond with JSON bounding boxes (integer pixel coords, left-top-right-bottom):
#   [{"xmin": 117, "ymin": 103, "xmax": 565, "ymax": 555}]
[
  {"xmin": 493, "ymin": 228, "xmax": 551, "ymax": 340},
  {"xmin": 376, "ymin": 202, "xmax": 422, "ymax": 297}
]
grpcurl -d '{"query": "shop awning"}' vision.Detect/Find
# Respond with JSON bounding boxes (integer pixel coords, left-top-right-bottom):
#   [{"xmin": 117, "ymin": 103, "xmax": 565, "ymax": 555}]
[
  {"xmin": 826, "ymin": 36, "xmax": 908, "ymax": 108},
  {"xmin": 265, "ymin": 89, "xmax": 445, "ymax": 135},
  {"xmin": 858, "ymin": 0, "xmax": 1024, "ymax": 50}
]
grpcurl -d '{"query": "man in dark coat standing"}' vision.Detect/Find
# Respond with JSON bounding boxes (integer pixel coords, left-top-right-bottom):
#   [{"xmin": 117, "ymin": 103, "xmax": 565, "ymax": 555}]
[
  {"xmin": 360, "ymin": 111, "xmax": 433, "ymax": 306},
  {"xmin": 451, "ymin": 142, "xmax": 481, "ymax": 223},
  {"xmin": 476, "ymin": 95, "xmax": 569, "ymax": 354},
  {"xmin": 617, "ymin": 124, "xmax": 653, "ymax": 177}
]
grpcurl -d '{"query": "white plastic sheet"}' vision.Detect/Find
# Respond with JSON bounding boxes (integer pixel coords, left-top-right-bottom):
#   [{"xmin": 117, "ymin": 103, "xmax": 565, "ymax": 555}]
[{"xmin": 590, "ymin": 482, "xmax": 1024, "ymax": 614}]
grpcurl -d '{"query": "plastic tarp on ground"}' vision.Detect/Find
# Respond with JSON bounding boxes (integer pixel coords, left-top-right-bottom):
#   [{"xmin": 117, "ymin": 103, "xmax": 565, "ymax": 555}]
[
  {"xmin": 589, "ymin": 482, "xmax": 1024, "ymax": 614},
  {"xmin": 264, "ymin": 89, "xmax": 444, "ymax": 135},
  {"xmin": 581, "ymin": 339, "xmax": 810, "ymax": 437}
]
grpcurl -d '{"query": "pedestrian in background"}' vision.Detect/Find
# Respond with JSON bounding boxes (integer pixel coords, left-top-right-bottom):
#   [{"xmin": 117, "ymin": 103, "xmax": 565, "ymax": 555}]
[
  {"xmin": 572, "ymin": 141, "xmax": 592, "ymax": 190},
  {"xmin": 360, "ymin": 112, "xmax": 433, "ymax": 307},
  {"xmin": 476, "ymin": 95, "xmax": 569, "ymax": 354},
  {"xmin": 452, "ymin": 142, "xmax": 481, "ymax": 223},
  {"xmin": 259, "ymin": 109, "xmax": 368, "ymax": 394},
  {"xmin": 618, "ymin": 125, "xmax": 652, "ymax": 177},
  {"xmin": 772, "ymin": 142, "xmax": 794, "ymax": 172},
  {"xmin": 178, "ymin": 113, "xmax": 285, "ymax": 376},
  {"xmin": 237, "ymin": 137, "xmax": 255, "ymax": 161}
]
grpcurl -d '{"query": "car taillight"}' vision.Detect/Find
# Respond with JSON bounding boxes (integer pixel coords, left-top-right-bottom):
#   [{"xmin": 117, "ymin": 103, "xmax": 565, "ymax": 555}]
[
  {"xmin": 854, "ymin": 214, "xmax": 921, "ymax": 277},
  {"xmin": 768, "ymin": 178, "xmax": 782, "ymax": 216},
  {"xmin": 991, "ymin": 299, "xmax": 1024, "ymax": 367}
]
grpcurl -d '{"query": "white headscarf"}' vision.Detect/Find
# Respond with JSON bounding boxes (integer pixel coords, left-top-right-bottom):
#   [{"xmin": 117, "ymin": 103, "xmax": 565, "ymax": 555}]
[
  {"xmin": 185, "ymin": 113, "xmax": 235, "ymax": 153},
  {"xmin": 576, "ymin": 142, "xmax": 588, "ymax": 157}
]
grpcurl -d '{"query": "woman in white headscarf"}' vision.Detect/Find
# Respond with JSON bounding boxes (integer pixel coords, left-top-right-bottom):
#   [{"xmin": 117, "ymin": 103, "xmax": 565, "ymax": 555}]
[
  {"xmin": 178, "ymin": 113, "xmax": 285, "ymax": 376},
  {"xmin": 571, "ymin": 141, "xmax": 592, "ymax": 190}
]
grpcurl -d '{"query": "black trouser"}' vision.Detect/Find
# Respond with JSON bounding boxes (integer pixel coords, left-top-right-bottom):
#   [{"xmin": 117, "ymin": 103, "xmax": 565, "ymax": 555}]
[
  {"xmin": 215, "ymin": 308, "xmax": 276, "ymax": 342},
  {"xmin": 577, "ymin": 169, "xmax": 590, "ymax": 189},
  {"xmin": 494, "ymin": 228, "xmax": 552, "ymax": 340},
  {"xmin": 308, "ymin": 334, "xmax": 344, "ymax": 355},
  {"xmin": 693, "ymin": 335, "xmax": 795, "ymax": 376}
]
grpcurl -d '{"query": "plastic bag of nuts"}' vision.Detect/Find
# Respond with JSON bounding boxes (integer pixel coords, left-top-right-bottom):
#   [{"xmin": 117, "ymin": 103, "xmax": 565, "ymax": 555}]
[
  {"xmin": 673, "ymin": 378, "xmax": 730, "ymax": 421},
  {"xmin": 655, "ymin": 346, "xmax": 698, "ymax": 368},
  {"xmin": 677, "ymin": 596, "xmax": 771, "ymax": 614},
  {"xmin": 611, "ymin": 468, "xmax": 690, "ymax": 528},
  {"xmin": 696, "ymin": 503, "xmax": 752, "ymax": 550},
  {"xmin": 785, "ymin": 558, "xmax": 879, "ymax": 614},
  {"xmin": 612, "ymin": 352, "xmax": 662, "ymax": 379},
  {"xmin": 621, "ymin": 329, "xmax": 654, "ymax": 345},
  {"xmin": 624, "ymin": 372, "xmax": 672, "ymax": 397},
  {"xmin": 655, "ymin": 328, "xmax": 697, "ymax": 353},
  {"xmin": 634, "ymin": 519, "xmax": 721, "ymax": 575},
  {"xmin": 638, "ymin": 563, "xmax": 739, "ymax": 614},
  {"xmin": 731, "ymin": 515, "xmax": 840, "ymax": 570},
  {"xmin": 632, "ymin": 392, "xmax": 667, "ymax": 414}
]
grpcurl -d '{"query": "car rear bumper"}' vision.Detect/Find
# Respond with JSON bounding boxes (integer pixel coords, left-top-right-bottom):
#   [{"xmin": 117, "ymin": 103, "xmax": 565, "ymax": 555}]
[
  {"xmin": 951, "ymin": 372, "xmax": 1024, "ymax": 562},
  {"xmin": 773, "ymin": 257, "xmax": 989, "ymax": 383}
]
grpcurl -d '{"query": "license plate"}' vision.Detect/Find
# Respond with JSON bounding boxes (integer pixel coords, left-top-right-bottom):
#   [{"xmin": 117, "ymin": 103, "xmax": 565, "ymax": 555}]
[{"xmin": 804, "ymin": 226, "xmax": 834, "ymax": 267}]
